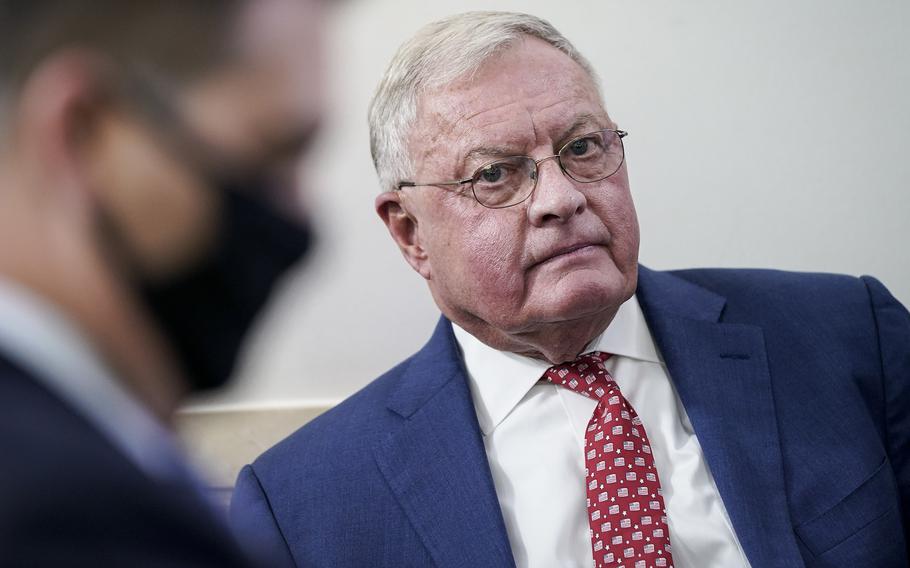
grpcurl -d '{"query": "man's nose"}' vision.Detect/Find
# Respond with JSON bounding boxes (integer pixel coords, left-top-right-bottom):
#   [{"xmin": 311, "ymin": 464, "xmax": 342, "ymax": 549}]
[{"xmin": 527, "ymin": 156, "xmax": 586, "ymax": 226}]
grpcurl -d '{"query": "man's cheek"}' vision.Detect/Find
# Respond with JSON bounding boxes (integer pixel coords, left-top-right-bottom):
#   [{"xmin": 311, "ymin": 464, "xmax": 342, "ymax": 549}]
[{"xmin": 614, "ymin": 218, "xmax": 640, "ymax": 264}]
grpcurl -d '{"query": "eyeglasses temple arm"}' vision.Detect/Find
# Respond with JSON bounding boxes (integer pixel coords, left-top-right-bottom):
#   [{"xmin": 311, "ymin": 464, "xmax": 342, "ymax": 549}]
[{"xmin": 396, "ymin": 179, "xmax": 472, "ymax": 190}]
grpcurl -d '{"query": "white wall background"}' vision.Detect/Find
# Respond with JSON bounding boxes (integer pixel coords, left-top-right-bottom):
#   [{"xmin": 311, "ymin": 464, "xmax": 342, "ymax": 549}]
[{"xmin": 192, "ymin": 0, "xmax": 910, "ymax": 408}]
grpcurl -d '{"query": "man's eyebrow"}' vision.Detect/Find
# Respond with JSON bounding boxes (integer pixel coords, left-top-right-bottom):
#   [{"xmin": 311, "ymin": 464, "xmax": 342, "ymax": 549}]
[
  {"xmin": 556, "ymin": 113, "xmax": 609, "ymax": 145},
  {"xmin": 458, "ymin": 144, "xmax": 521, "ymax": 176},
  {"xmin": 460, "ymin": 113, "xmax": 609, "ymax": 163},
  {"xmin": 464, "ymin": 145, "xmax": 519, "ymax": 163}
]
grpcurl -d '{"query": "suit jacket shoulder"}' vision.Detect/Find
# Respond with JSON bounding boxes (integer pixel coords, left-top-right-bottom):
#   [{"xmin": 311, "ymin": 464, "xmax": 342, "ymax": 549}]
[
  {"xmin": 0, "ymin": 354, "xmax": 253, "ymax": 568},
  {"xmin": 233, "ymin": 317, "xmax": 516, "ymax": 568},
  {"xmin": 662, "ymin": 267, "xmax": 904, "ymax": 425}
]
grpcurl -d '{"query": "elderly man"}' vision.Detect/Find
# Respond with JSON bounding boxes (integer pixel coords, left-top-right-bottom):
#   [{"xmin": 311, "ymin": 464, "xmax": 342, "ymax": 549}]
[
  {"xmin": 231, "ymin": 11, "xmax": 910, "ymax": 568},
  {"xmin": 0, "ymin": 0, "xmax": 323, "ymax": 565}
]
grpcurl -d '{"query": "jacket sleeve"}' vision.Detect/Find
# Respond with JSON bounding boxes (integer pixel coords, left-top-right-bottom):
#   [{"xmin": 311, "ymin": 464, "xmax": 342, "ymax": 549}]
[
  {"xmin": 231, "ymin": 464, "xmax": 298, "ymax": 568},
  {"xmin": 863, "ymin": 275, "xmax": 910, "ymax": 554}
]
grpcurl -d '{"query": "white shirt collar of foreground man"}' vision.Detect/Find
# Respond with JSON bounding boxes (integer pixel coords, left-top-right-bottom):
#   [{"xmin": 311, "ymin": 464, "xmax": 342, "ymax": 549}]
[{"xmin": 453, "ymin": 293, "xmax": 753, "ymax": 568}]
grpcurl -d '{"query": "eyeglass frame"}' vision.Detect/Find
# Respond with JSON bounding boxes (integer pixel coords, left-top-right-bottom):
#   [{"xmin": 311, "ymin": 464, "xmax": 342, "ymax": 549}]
[{"xmin": 396, "ymin": 128, "xmax": 628, "ymax": 209}]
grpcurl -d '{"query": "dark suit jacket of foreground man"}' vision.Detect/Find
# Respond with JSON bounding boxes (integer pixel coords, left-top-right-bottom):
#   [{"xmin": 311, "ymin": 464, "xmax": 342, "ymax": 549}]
[
  {"xmin": 231, "ymin": 266, "xmax": 910, "ymax": 567},
  {"xmin": 0, "ymin": 354, "xmax": 251, "ymax": 567}
]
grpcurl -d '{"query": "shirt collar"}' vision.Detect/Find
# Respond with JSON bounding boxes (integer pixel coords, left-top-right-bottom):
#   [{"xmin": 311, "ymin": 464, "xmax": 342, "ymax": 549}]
[
  {"xmin": 453, "ymin": 294, "xmax": 661, "ymax": 436},
  {"xmin": 0, "ymin": 276, "xmax": 190, "ymax": 483}
]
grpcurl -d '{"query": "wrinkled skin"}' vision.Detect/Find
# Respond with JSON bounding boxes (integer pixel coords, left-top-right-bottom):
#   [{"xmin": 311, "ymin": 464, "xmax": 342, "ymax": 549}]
[{"xmin": 377, "ymin": 37, "xmax": 639, "ymax": 363}]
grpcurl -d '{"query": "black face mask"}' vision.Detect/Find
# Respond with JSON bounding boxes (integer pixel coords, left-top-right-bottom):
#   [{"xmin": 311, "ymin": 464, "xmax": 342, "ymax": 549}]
[
  {"xmin": 138, "ymin": 185, "xmax": 313, "ymax": 392},
  {"xmin": 99, "ymin": 69, "xmax": 314, "ymax": 392}
]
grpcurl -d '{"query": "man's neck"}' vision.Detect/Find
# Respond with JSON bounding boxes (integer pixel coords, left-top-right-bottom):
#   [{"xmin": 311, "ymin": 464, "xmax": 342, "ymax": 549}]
[
  {"xmin": 447, "ymin": 306, "xmax": 619, "ymax": 365},
  {"xmin": 0, "ymin": 196, "xmax": 185, "ymax": 422}
]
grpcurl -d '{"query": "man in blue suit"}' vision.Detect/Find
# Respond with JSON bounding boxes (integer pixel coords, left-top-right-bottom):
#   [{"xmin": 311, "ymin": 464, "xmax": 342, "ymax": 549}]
[
  {"xmin": 0, "ymin": 0, "xmax": 324, "ymax": 565},
  {"xmin": 231, "ymin": 11, "xmax": 910, "ymax": 567}
]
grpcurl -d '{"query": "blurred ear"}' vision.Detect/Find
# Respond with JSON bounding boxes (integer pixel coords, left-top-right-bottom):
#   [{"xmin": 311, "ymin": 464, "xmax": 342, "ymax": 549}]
[
  {"xmin": 13, "ymin": 49, "xmax": 111, "ymax": 210},
  {"xmin": 375, "ymin": 190, "xmax": 431, "ymax": 279}
]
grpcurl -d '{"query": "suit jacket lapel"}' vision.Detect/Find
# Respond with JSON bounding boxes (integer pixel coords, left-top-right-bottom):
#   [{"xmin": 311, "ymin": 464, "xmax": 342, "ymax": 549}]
[
  {"xmin": 636, "ymin": 267, "xmax": 803, "ymax": 567},
  {"xmin": 373, "ymin": 318, "xmax": 516, "ymax": 568}
]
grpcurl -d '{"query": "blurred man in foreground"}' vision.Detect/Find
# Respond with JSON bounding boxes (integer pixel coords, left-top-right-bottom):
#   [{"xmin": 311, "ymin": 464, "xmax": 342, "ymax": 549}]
[
  {"xmin": 232, "ymin": 11, "xmax": 910, "ymax": 568},
  {"xmin": 0, "ymin": 0, "xmax": 323, "ymax": 564}
]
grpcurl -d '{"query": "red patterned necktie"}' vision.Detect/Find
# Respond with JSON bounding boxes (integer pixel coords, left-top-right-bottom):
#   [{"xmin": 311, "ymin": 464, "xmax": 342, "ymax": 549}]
[{"xmin": 544, "ymin": 351, "xmax": 674, "ymax": 568}]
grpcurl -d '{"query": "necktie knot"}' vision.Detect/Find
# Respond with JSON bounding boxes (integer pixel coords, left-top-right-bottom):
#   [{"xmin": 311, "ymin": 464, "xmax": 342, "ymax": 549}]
[{"xmin": 544, "ymin": 351, "xmax": 614, "ymax": 399}]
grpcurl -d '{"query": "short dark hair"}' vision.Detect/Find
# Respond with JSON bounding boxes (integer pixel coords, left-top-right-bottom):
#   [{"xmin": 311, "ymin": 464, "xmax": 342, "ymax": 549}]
[{"xmin": 0, "ymin": 0, "xmax": 243, "ymax": 108}]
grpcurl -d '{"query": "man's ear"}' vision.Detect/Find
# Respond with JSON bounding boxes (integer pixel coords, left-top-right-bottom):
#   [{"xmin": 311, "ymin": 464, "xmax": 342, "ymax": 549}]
[
  {"xmin": 375, "ymin": 190, "xmax": 431, "ymax": 280},
  {"xmin": 13, "ymin": 49, "xmax": 110, "ymax": 210}
]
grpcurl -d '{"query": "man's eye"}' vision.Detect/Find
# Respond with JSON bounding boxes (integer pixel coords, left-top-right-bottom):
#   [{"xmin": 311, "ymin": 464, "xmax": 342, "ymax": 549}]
[
  {"xmin": 569, "ymin": 138, "xmax": 590, "ymax": 156},
  {"xmin": 479, "ymin": 164, "xmax": 504, "ymax": 183}
]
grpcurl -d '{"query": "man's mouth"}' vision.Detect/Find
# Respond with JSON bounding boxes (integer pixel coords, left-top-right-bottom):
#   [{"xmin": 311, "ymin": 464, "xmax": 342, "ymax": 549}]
[{"xmin": 532, "ymin": 241, "xmax": 606, "ymax": 269}]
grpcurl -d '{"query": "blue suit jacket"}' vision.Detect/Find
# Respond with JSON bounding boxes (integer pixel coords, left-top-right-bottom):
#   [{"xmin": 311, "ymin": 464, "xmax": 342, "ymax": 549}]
[
  {"xmin": 0, "ymin": 353, "xmax": 256, "ymax": 567},
  {"xmin": 231, "ymin": 267, "xmax": 910, "ymax": 567}
]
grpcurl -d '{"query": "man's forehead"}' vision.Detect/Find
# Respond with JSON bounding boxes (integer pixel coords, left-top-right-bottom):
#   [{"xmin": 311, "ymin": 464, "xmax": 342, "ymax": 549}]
[
  {"xmin": 412, "ymin": 67, "xmax": 607, "ymax": 172},
  {"xmin": 411, "ymin": 37, "xmax": 604, "ymax": 152}
]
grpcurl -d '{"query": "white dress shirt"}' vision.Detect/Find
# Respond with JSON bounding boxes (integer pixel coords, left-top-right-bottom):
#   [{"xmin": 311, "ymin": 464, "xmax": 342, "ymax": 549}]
[
  {"xmin": 452, "ymin": 295, "xmax": 752, "ymax": 568},
  {"xmin": 0, "ymin": 276, "xmax": 193, "ymax": 484}
]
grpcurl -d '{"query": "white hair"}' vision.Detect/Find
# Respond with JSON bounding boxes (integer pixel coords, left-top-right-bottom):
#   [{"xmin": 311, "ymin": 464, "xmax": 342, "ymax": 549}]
[{"xmin": 367, "ymin": 11, "xmax": 600, "ymax": 192}]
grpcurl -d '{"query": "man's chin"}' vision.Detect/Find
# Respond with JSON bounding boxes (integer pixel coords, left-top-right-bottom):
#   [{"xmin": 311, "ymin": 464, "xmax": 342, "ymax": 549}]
[{"xmin": 531, "ymin": 276, "xmax": 631, "ymax": 326}]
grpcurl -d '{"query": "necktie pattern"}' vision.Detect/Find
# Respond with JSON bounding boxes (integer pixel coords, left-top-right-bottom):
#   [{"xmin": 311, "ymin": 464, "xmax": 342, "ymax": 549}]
[{"xmin": 544, "ymin": 351, "xmax": 674, "ymax": 568}]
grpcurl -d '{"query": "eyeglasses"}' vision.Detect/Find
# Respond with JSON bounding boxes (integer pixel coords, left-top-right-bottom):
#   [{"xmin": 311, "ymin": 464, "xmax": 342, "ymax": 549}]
[{"xmin": 397, "ymin": 129, "xmax": 627, "ymax": 209}]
